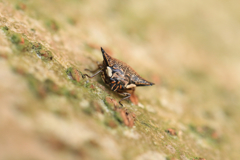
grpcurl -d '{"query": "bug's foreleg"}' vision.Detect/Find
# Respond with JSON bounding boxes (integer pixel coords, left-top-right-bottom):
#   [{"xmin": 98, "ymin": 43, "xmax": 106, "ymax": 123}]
[
  {"xmin": 82, "ymin": 69, "xmax": 103, "ymax": 78},
  {"xmin": 84, "ymin": 64, "xmax": 103, "ymax": 73},
  {"xmin": 84, "ymin": 68, "xmax": 98, "ymax": 73},
  {"xmin": 118, "ymin": 92, "xmax": 131, "ymax": 106}
]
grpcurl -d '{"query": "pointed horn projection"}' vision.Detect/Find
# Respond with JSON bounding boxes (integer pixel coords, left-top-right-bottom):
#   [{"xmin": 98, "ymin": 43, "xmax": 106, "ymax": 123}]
[
  {"xmin": 135, "ymin": 77, "xmax": 154, "ymax": 86},
  {"xmin": 101, "ymin": 47, "xmax": 113, "ymax": 66},
  {"xmin": 132, "ymin": 74, "xmax": 155, "ymax": 87}
]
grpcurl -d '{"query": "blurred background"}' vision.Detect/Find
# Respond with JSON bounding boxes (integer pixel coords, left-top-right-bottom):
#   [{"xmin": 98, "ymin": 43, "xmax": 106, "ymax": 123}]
[{"xmin": 0, "ymin": 0, "xmax": 240, "ymax": 159}]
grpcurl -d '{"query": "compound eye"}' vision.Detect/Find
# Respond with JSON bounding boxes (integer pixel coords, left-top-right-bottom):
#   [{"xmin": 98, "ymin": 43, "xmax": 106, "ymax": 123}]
[{"xmin": 106, "ymin": 66, "xmax": 112, "ymax": 77}]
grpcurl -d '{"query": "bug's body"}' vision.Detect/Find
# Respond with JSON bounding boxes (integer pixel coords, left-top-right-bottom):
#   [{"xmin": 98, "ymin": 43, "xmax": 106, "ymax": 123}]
[{"xmin": 83, "ymin": 47, "xmax": 154, "ymax": 106}]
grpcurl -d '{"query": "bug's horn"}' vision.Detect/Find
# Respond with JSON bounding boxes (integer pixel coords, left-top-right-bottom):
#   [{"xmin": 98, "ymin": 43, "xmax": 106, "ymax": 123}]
[
  {"xmin": 101, "ymin": 47, "xmax": 113, "ymax": 66},
  {"xmin": 134, "ymin": 76, "xmax": 155, "ymax": 86}
]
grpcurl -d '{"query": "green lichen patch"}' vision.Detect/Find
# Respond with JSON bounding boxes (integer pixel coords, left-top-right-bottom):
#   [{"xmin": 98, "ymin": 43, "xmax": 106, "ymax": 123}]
[
  {"xmin": 113, "ymin": 110, "xmax": 123, "ymax": 124},
  {"xmin": 37, "ymin": 50, "xmax": 53, "ymax": 61},
  {"xmin": 82, "ymin": 106, "xmax": 95, "ymax": 116},
  {"xmin": 66, "ymin": 67, "xmax": 83, "ymax": 84},
  {"xmin": 2, "ymin": 26, "xmax": 9, "ymax": 32},
  {"xmin": 2, "ymin": 26, "xmax": 31, "ymax": 52},
  {"xmin": 45, "ymin": 19, "xmax": 59, "ymax": 32},
  {"xmin": 32, "ymin": 42, "xmax": 53, "ymax": 61},
  {"xmin": 1, "ymin": 27, "xmax": 53, "ymax": 61}
]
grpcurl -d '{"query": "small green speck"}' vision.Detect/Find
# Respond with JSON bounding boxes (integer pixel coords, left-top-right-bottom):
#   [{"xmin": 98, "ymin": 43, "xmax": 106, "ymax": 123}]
[
  {"xmin": 2, "ymin": 26, "xmax": 9, "ymax": 31},
  {"xmin": 11, "ymin": 34, "xmax": 21, "ymax": 44},
  {"xmin": 114, "ymin": 111, "xmax": 123, "ymax": 123}
]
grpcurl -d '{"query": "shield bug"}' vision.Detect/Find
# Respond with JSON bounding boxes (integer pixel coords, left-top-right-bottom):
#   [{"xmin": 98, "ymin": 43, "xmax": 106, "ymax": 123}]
[{"xmin": 83, "ymin": 47, "xmax": 154, "ymax": 106}]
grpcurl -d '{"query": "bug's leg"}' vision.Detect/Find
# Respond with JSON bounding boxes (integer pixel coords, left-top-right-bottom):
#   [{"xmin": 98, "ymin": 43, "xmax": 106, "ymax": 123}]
[
  {"xmin": 82, "ymin": 69, "xmax": 103, "ymax": 78},
  {"xmin": 118, "ymin": 92, "xmax": 131, "ymax": 106},
  {"xmin": 84, "ymin": 64, "xmax": 103, "ymax": 73},
  {"xmin": 84, "ymin": 68, "xmax": 99, "ymax": 73}
]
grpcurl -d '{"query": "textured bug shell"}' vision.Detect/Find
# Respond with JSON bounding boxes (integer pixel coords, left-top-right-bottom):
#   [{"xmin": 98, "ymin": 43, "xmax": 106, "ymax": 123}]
[{"xmin": 101, "ymin": 48, "xmax": 154, "ymax": 86}]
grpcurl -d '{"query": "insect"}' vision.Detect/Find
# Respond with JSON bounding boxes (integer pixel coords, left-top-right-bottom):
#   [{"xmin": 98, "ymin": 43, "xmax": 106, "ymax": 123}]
[{"xmin": 83, "ymin": 47, "xmax": 154, "ymax": 106}]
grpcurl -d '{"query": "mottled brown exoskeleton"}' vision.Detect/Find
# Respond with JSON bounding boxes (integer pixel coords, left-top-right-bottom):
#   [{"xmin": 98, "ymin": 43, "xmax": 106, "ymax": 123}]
[{"xmin": 83, "ymin": 47, "xmax": 154, "ymax": 106}]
